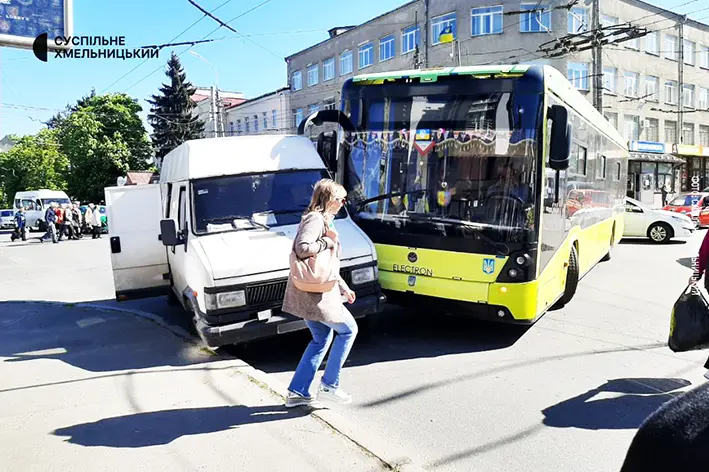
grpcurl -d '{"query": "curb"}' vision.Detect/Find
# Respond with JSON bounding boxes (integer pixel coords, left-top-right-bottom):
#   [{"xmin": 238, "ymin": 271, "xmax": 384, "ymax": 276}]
[{"xmin": 3, "ymin": 300, "xmax": 426, "ymax": 471}]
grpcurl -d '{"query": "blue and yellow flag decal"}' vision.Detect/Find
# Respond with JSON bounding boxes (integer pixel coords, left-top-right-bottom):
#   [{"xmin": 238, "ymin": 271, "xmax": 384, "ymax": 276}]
[{"xmin": 438, "ymin": 25, "xmax": 454, "ymax": 43}]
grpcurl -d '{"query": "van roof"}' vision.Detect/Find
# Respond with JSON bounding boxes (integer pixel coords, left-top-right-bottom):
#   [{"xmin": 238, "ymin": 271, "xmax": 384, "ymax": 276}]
[
  {"xmin": 159, "ymin": 135, "xmax": 326, "ymax": 182},
  {"xmin": 14, "ymin": 190, "xmax": 69, "ymax": 197}
]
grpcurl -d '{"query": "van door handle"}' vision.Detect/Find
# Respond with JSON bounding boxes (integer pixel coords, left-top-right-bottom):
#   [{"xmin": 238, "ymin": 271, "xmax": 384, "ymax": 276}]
[{"xmin": 110, "ymin": 236, "xmax": 121, "ymax": 254}]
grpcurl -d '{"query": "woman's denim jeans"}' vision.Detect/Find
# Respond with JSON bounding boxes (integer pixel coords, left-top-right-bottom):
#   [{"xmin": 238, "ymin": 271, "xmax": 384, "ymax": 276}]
[{"xmin": 288, "ymin": 307, "xmax": 358, "ymax": 397}]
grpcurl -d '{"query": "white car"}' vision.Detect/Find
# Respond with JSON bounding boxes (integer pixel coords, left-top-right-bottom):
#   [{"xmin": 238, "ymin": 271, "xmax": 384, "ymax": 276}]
[
  {"xmin": 623, "ymin": 197, "xmax": 695, "ymax": 243},
  {"xmin": 0, "ymin": 209, "xmax": 15, "ymax": 229}
]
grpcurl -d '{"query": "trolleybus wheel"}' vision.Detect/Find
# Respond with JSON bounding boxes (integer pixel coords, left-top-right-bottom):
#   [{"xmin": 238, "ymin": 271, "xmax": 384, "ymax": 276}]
[{"xmin": 553, "ymin": 245, "xmax": 579, "ymax": 309}]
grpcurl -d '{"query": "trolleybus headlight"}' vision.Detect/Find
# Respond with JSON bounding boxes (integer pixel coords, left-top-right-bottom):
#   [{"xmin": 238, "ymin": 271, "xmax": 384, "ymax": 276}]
[
  {"xmin": 508, "ymin": 268, "xmax": 519, "ymax": 278},
  {"xmin": 516, "ymin": 256, "xmax": 526, "ymax": 265}
]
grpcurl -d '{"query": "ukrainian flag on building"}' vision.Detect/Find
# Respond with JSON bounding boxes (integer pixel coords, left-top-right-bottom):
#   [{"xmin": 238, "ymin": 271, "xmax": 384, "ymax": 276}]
[{"xmin": 438, "ymin": 24, "xmax": 454, "ymax": 43}]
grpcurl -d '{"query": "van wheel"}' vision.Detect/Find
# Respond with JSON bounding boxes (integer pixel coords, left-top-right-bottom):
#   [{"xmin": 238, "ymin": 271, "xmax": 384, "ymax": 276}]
[
  {"xmin": 648, "ymin": 222, "xmax": 672, "ymax": 243},
  {"xmin": 552, "ymin": 245, "xmax": 579, "ymax": 309}
]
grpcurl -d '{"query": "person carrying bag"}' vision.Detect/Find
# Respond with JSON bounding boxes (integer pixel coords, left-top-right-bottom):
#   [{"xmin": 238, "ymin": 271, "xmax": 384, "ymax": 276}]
[{"xmin": 282, "ymin": 178, "xmax": 358, "ymax": 408}]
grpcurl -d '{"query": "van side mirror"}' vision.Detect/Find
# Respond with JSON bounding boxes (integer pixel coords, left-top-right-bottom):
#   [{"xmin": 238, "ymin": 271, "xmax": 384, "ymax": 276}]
[
  {"xmin": 160, "ymin": 219, "xmax": 179, "ymax": 246},
  {"xmin": 548, "ymin": 105, "xmax": 572, "ymax": 171},
  {"xmin": 317, "ymin": 131, "xmax": 338, "ymax": 173}
]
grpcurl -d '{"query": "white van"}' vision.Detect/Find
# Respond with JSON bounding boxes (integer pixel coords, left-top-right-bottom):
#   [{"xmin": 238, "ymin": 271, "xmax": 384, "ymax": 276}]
[
  {"xmin": 104, "ymin": 135, "xmax": 385, "ymax": 348},
  {"xmin": 13, "ymin": 189, "xmax": 72, "ymax": 231}
]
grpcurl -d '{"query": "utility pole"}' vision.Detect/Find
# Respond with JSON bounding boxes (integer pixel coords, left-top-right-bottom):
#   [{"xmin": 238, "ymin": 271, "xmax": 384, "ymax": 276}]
[
  {"xmin": 677, "ymin": 15, "xmax": 685, "ymax": 143},
  {"xmin": 423, "ymin": 0, "xmax": 429, "ymax": 68},
  {"xmin": 591, "ymin": 0, "xmax": 603, "ymax": 112},
  {"xmin": 413, "ymin": 10, "xmax": 421, "ymax": 68},
  {"xmin": 210, "ymin": 85, "xmax": 221, "ymax": 138}
]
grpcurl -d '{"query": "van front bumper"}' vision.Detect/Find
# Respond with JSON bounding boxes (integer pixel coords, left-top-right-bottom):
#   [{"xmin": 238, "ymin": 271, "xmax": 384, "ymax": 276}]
[{"xmin": 190, "ymin": 284, "xmax": 386, "ymax": 348}]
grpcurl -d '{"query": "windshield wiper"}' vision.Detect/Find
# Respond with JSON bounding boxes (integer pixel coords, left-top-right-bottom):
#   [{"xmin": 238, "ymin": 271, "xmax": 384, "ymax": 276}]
[
  {"xmin": 355, "ymin": 190, "xmax": 427, "ymax": 210},
  {"xmin": 203, "ymin": 214, "xmax": 270, "ymax": 230},
  {"xmin": 407, "ymin": 214, "xmax": 512, "ymax": 255}
]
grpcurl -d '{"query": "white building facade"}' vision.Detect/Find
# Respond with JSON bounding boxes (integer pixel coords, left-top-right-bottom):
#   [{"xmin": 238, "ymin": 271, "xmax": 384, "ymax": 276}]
[{"xmin": 225, "ymin": 87, "xmax": 291, "ymax": 136}]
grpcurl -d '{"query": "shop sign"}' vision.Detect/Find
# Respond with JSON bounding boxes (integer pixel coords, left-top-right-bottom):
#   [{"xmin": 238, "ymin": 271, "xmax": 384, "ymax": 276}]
[
  {"xmin": 672, "ymin": 144, "xmax": 709, "ymax": 156},
  {"xmin": 629, "ymin": 141, "xmax": 666, "ymax": 153}
]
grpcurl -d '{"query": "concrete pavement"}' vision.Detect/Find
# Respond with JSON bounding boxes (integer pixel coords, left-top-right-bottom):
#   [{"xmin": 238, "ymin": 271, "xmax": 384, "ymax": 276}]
[{"xmin": 0, "ymin": 231, "xmax": 414, "ymax": 472}]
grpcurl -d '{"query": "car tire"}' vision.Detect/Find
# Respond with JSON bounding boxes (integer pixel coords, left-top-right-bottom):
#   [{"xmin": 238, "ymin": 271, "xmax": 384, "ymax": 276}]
[
  {"xmin": 648, "ymin": 222, "xmax": 673, "ymax": 244},
  {"xmin": 552, "ymin": 245, "xmax": 579, "ymax": 309}
]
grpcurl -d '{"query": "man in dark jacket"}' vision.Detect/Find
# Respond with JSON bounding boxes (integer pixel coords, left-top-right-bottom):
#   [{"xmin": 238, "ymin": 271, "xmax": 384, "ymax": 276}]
[{"xmin": 39, "ymin": 203, "xmax": 58, "ymax": 243}]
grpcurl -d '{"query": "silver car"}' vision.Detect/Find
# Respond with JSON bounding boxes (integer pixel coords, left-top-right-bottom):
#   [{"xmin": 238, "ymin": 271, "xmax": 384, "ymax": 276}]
[{"xmin": 0, "ymin": 209, "xmax": 15, "ymax": 229}]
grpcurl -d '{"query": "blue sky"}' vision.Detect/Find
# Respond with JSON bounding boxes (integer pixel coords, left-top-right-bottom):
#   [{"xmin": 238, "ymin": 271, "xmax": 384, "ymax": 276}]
[{"xmin": 0, "ymin": 0, "xmax": 706, "ymax": 138}]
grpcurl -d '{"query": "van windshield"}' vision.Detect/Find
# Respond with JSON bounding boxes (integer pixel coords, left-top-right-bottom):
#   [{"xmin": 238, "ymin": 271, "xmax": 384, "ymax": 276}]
[
  {"xmin": 191, "ymin": 169, "xmax": 345, "ymax": 234},
  {"xmin": 41, "ymin": 198, "xmax": 71, "ymax": 207}
]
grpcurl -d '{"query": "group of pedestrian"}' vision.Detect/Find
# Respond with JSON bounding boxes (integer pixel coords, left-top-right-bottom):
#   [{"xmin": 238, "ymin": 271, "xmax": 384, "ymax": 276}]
[{"xmin": 37, "ymin": 201, "xmax": 104, "ymax": 244}]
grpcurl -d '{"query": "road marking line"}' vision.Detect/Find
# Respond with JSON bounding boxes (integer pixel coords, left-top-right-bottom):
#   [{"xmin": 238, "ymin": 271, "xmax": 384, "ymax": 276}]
[{"xmin": 76, "ymin": 317, "xmax": 106, "ymax": 328}]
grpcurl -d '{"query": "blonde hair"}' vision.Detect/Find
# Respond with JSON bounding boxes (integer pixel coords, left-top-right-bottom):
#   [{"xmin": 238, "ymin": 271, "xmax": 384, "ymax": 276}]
[{"xmin": 306, "ymin": 178, "xmax": 346, "ymax": 214}]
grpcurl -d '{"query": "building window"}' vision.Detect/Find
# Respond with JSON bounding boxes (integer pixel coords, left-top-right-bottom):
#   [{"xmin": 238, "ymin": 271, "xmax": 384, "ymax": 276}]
[
  {"xmin": 645, "ymin": 31, "xmax": 659, "ymax": 55},
  {"xmin": 236, "ymin": 119, "xmax": 242, "ymax": 134},
  {"xmin": 664, "ymin": 80, "xmax": 678, "ymax": 104},
  {"xmin": 570, "ymin": 143, "xmax": 587, "ymax": 175},
  {"xmin": 245, "ymin": 116, "xmax": 250, "ymax": 133},
  {"xmin": 684, "ymin": 40, "xmax": 695, "ymax": 65},
  {"xmin": 624, "ymin": 72, "xmax": 639, "ymax": 97},
  {"xmin": 604, "ymin": 112, "xmax": 618, "ymax": 130},
  {"xmin": 665, "ymin": 35, "xmax": 678, "ymax": 61},
  {"xmin": 431, "ymin": 12, "xmax": 456, "ymax": 45},
  {"xmin": 567, "ymin": 62, "xmax": 589, "ymax": 90},
  {"xmin": 602, "ymin": 67, "xmax": 616, "ymax": 94},
  {"xmin": 307, "ymin": 64, "xmax": 319, "ymax": 86},
  {"xmin": 358, "ymin": 42, "xmax": 373, "ymax": 69},
  {"xmin": 520, "ymin": 3, "xmax": 550, "ymax": 32},
  {"xmin": 323, "ymin": 57, "xmax": 335, "ymax": 81},
  {"xmin": 683, "ymin": 123, "xmax": 695, "ymax": 145},
  {"xmin": 665, "ymin": 120, "xmax": 677, "ymax": 143},
  {"xmin": 379, "ymin": 35, "xmax": 395, "ymax": 61},
  {"xmin": 228, "ymin": 121, "xmax": 234, "ymax": 136},
  {"xmin": 254, "ymin": 114, "xmax": 259, "ymax": 132},
  {"xmin": 568, "ymin": 7, "xmax": 588, "ymax": 33},
  {"xmin": 291, "ymin": 70, "xmax": 302, "ymax": 91},
  {"xmin": 309, "ymin": 104, "xmax": 319, "ymax": 116},
  {"xmin": 683, "ymin": 84, "xmax": 695, "ymax": 108},
  {"xmin": 699, "ymin": 125, "xmax": 709, "ymax": 146},
  {"xmin": 624, "ymin": 115, "xmax": 640, "ymax": 141},
  {"xmin": 340, "ymin": 50, "xmax": 353, "ymax": 75},
  {"xmin": 402, "ymin": 24, "xmax": 420, "ymax": 54},
  {"xmin": 700, "ymin": 87, "xmax": 709, "ymax": 110},
  {"xmin": 263, "ymin": 112, "xmax": 268, "ymax": 130},
  {"xmin": 472, "ymin": 6, "xmax": 503, "ymax": 36},
  {"xmin": 293, "ymin": 108, "xmax": 303, "ymax": 128},
  {"xmin": 272, "ymin": 109, "xmax": 278, "ymax": 128},
  {"xmin": 323, "ymin": 97, "xmax": 336, "ymax": 110},
  {"xmin": 597, "ymin": 155, "xmax": 607, "ymax": 179},
  {"xmin": 700, "ymin": 45, "xmax": 709, "ymax": 69},
  {"xmin": 601, "ymin": 14, "xmax": 617, "ymax": 27},
  {"xmin": 645, "ymin": 76, "xmax": 658, "ymax": 101},
  {"xmin": 625, "ymin": 35, "xmax": 639, "ymax": 50},
  {"xmin": 645, "ymin": 118, "xmax": 659, "ymax": 142}
]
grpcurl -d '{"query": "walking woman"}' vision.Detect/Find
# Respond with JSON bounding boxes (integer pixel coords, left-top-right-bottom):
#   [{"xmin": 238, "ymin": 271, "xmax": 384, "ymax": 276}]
[{"xmin": 282, "ymin": 178, "xmax": 358, "ymax": 408}]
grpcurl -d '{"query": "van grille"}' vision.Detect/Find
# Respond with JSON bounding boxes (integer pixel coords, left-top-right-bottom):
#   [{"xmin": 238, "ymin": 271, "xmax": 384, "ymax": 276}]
[{"xmin": 244, "ymin": 268, "xmax": 354, "ymax": 306}]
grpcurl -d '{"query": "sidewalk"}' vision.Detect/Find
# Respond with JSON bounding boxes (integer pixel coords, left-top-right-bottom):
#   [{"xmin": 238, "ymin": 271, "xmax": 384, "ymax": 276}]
[{"xmin": 0, "ymin": 302, "xmax": 406, "ymax": 472}]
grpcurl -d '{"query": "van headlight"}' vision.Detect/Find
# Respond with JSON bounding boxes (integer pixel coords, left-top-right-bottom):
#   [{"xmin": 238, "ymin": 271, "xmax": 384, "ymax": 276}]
[
  {"xmin": 205, "ymin": 290, "xmax": 246, "ymax": 310},
  {"xmin": 351, "ymin": 266, "xmax": 375, "ymax": 285}
]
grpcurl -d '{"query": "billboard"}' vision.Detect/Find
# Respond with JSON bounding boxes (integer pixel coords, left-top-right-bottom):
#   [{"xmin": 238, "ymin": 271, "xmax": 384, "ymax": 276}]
[{"xmin": 0, "ymin": 0, "xmax": 73, "ymax": 51}]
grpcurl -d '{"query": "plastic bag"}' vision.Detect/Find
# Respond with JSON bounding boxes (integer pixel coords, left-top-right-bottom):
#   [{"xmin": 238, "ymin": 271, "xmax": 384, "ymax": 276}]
[{"xmin": 668, "ymin": 284, "xmax": 709, "ymax": 352}]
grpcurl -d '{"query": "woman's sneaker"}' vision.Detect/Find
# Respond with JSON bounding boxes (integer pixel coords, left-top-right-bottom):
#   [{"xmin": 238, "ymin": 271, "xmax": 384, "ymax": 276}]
[
  {"xmin": 318, "ymin": 383, "xmax": 352, "ymax": 404},
  {"xmin": 285, "ymin": 391, "xmax": 318, "ymax": 408}
]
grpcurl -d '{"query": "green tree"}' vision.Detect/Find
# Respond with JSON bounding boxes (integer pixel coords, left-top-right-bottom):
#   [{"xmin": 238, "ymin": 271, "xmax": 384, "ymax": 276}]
[
  {"xmin": 146, "ymin": 52, "xmax": 205, "ymax": 165},
  {"xmin": 54, "ymin": 91, "xmax": 154, "ymax": 202},
  {"xmin": 0, "ymin": 130, "xmax": 69, "ymax": 206}
]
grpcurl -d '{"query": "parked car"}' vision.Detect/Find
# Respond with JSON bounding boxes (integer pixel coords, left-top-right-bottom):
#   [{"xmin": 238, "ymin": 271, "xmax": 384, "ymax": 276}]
[
  {"xmin": 0, "ymin": 209, "xmax": 15, "ymax": 229},
  {"xmin": 662, "ymin": 192, "xmax": 709, "ymax": 227},
  {"xmin": 624, "ymin": 197, "xmax": 695, "ymax": 243}
]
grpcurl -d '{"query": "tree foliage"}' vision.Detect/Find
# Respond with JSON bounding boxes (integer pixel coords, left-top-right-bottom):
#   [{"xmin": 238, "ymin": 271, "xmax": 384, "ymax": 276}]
[
  {"xmin": 147, "ymin": 52, "xmax": 205, "ymax": 165},
  {"xmin": 0, "ymin": 130, "xmax": 69, "ymax": 206}
]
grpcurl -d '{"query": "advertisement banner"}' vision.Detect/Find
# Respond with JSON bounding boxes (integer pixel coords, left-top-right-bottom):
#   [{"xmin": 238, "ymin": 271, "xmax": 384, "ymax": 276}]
[
  {"xmin": 629, "ymin": 141, "xmax": 666, "ymax": 153},
  {"xmin": 0, "ymin": 0, "xmax": 72, "ymax": 51}
]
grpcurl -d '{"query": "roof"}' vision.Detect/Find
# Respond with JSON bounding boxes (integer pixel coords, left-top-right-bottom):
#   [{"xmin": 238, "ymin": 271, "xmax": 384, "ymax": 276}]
[
  {"xmin": 229, "ymin": 87, "xmax": 290, "ymax": 109},
  {"xmin": 126, "ymin": 171, "xmax": 158, "ymax": 185},
  {"xmin": 285, "ymin": 0, "xmax": 418, "ymax": 61},
  {"xmin": 159, "ymin": 135, "xmax": 326, "ymax": 182}
]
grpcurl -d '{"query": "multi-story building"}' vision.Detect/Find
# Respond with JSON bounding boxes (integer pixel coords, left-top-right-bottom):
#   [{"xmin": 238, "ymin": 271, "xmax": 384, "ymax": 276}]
[
  {"xmin": 285, "ymin": 0, "xmax": 709, "ymax": 205},
  {"xmin": 191, "ymin": 87, "xmax": 246, "ymax": 138},
  {"xmin": 224, "ymin": 87, "xmax": 291, "ymax": 136}
]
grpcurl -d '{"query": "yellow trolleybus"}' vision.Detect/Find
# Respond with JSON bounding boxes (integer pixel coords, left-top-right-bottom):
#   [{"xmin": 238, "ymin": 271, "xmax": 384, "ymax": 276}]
[{"xmin": 299, "ymin": 64, "xmax": 629, "ymax": 324}]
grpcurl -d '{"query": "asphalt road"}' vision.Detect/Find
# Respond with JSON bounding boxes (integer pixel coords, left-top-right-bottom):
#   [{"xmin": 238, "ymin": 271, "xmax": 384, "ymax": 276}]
[{"xmin": 2, "ymin": 227, "xmax": 708, "ymax": 471}]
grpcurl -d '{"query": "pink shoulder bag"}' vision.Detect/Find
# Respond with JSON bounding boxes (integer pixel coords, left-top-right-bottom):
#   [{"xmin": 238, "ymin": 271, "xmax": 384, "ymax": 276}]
[{"xmin": 289, "ymin": 217, "xmax": 340, "ymax": 293}]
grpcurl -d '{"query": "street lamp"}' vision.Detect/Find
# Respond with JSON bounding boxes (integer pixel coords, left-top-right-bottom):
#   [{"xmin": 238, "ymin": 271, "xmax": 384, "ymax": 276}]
[{"xmin": 189, "ymin": 50, "xmax": 223, "ymax": 137}]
